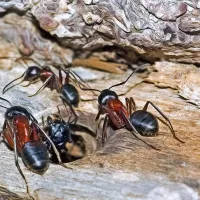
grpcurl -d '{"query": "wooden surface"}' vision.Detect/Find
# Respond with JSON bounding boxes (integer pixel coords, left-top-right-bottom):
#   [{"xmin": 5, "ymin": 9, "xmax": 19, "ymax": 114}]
[
  {"xmin": 1, "ymin": 1, "xmax": 200, "ymax": 64},
  {"xmin": 0, "ymin": 61, "xmax": 199, "ymax": 199},
  {"xmin": 0, "ymin": 3, "xmax": 200, "ymax": 199}
]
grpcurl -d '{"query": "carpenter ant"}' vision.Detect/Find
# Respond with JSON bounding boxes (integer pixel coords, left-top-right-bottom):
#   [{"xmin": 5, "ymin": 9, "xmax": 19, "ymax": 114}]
[
  {"xmin": 80, "ymin": 65, "xmax": 184, "ymax": 149},
  {"xmin": 42, "ymin": 107, "xmax": 86, "ymax": 163},
  {"xmin": 2, "ymin": 58, "xmax": 88, "ymax": 123},
  {"xmin": 0, "ymin": 97, "xmax": 71, "ymax": 179}
]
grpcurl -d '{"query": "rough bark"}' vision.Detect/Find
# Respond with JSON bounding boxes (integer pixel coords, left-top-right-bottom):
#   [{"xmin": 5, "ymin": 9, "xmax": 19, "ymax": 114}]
[
  {"xmin": 0, "ymin": 57, "xmax": 200, "ymax": 199},
  {"xmin": 0, "ymin": 1, "xmax": 200, "ymax": 200},
  {"xmin": 2, "ymin": 1, "xmax": 200, "ymax": 64}
]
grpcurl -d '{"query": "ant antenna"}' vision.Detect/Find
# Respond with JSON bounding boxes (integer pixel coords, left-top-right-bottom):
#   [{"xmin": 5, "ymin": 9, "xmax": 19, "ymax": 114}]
[
  {"xmin": 76, "ymin": 64, "xmax": 149, "ymax": 93},
  {"xmin": 0, "ymin": 97, "xmax": 12, "ymax": 109},
  {"xmin": 108, "ymin": 64, "xmax": 149, "ymax": 90},
  {"xmin": 81, "ymin": 88, "xmax": 101, "ymax": 93},
  {"xmin": 0, "ymin": 105, "xmax": 9, "ymax": 109},
  {"xmin": 2, "ymin": 71, "xmax": 26, "ymax": 94}
]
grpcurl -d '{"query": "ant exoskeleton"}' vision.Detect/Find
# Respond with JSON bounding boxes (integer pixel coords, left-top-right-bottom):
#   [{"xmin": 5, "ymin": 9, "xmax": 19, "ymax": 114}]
[
  {"xmin": 42, "ymin": 107, "xmax": 86, "ymax": 163},
  {"xmin": 43, "ymin": 108, "xmax": 73, "ymax": 160},
  {"xmin": 0, "ymin": 97, "xmax": 72, "ymax": 180},
  {"xmin": 2, "ymin": 58, "xmax": 88, "ymax": 123},
  {"xmin": 80, "ymin": 65, "xmax": 184, "ymax": 150}
]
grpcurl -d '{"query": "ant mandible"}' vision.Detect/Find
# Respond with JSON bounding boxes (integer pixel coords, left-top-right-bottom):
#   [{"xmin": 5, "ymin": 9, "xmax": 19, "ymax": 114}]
[
  {"xmin": 80, "ymin": 65, "xmax": 184, "ymax": 150},
  {"xmin": 0, "ymin": 97, "xmax": 72, "ymax": 180},
  {"xmin": 2, "ymin": 58, "xmax": 87, "ymax": 123}
]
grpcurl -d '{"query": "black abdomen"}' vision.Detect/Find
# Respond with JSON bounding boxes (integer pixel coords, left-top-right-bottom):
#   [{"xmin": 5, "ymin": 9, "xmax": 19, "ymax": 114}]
[
  {"xmin": 61, "ymin": 84, "xmax": 79, "ymax": 107},
  {"xmin": 21, "ymin": 141, "xmax": 50, "ymax": 175},
  {"xmin": 129, "ymin": 110, "xmax": 159, "ymax": 136}
]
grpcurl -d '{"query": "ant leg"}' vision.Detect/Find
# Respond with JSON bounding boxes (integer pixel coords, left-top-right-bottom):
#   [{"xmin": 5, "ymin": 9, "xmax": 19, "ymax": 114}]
[
  {"xmin": 61, "ymin": 69, "xmax": 70, "ymax": 85},
  {"xmin": 60, "ymin": 96, "xmax": 78, "ymax": 124},
  {"xmin": 125, "ymin": 97, "xmax": 136, "ymax": 116},
  {"xmin": 143, "ymin": 101, "xmax": 184, "ymax": 143},
  {"xmin": 0, "ymin": 133, "xmax": 5, "ymax": 144},
  {"xmin": 62, "ymin": 69, "xmax": 98, "ymax": 96},
  {"xmin": 71, "ymin": 70, "xmax": 99, "ymax": 96},
  {"xmin": 28, "ymin": 113, "xmax": 39, "ymax": 124},
  {"xmin": 60, "ymin": 69, "xmax": 81, "ymax": 86},
  {"xmin": 68, "ymin": 70, "xmax": 88, "ymax": 87},
  {"xmin": 28, "ymin": 75, "xmax": 53, "ymax": 97},
  {"xmin": 22, "ymin": 79, "xmax": 40, "ymax": 87},
  {"xmin": 95, "ymin": 108, "xmax": 103, "ymax": 140},
  {"xmin": 95, "ymin": 108, "xmax": 103, "ymax": 121},
  {"xmin": 6, "ymin": 121, "xmax": 27, "ymax": 181},
  {"xmin": 42, "ymin": 115, "xmax": 45, "ymax": 127},
  {"xmin": 58, "ymin": 68, "xmax": 64, "ymax": 85},
  {"xmin": 59, "ymin": 98, "xmax": 71, "ymax": 123},
  {"xmin": 130, "ymin": 130, "xmax": 160, "ymax": 151},
  {"xmin": 34, "ymin": 123, "xmax": 73, "ymax": 170},
  {"xmin": 102, "ymin": 115, "xmax": 109, "ymax": 145},
  {"xmin": 0, "ymin": 121, "xmax": 7, "ymax": 144},
  {"xmin": 57, "ymin": 106, "xmax": 68, "ymax": 123}
]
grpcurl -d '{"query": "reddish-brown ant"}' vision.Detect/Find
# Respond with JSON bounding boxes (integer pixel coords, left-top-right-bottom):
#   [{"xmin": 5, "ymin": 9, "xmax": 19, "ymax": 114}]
[
  {"xmin": 0, "ymin": 97, "xmax": 72, "ymax": 180},
  {"xmin": 80, "ymin": 65, "xmax": 184, "ymax": 150},
  {"xmin": 2, "ymin": 58, "xmax": 88, "ymax": 123}
]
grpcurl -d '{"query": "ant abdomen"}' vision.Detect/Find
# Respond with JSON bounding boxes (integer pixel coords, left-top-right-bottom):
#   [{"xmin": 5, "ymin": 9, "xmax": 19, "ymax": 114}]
[
  {"xmin": 21, "ymin": 141, "xmax": 50, "ymax": 175},
  {"xmin": 61, "ymin": 84, "xmax": 79, "ymax": 107},
  {"xmin": 129, "ymin": 110, "xmax": 159, "ymax": 136}
]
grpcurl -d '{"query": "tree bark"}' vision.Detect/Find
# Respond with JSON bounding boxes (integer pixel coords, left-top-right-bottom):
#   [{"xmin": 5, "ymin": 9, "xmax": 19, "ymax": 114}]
[
  {"xmin": 1, "ymin": 1, "xmax": 200, "ymax": 64},
  {"xmin": 0, "ymin": 1, "xmax": 200, "ymax": 200},
  {"xmin": 0, "ymin": 59, "xmax": 200, "ymax": 199}
]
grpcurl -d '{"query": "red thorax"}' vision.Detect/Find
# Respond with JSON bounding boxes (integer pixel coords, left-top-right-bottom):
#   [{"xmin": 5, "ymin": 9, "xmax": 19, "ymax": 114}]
[
  {"xmin": 106, "ymin": 99, "xmax": 129, "ymax": 129},
  {"xmin": 5, "ymin": 115, "xmax": 40, "ymax": 153}
]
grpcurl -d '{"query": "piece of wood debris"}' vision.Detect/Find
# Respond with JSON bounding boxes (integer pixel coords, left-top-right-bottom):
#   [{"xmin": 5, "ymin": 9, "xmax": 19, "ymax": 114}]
[{"xmin": 72, "ymin": 57, "xmax": 128, "ymax": 74}]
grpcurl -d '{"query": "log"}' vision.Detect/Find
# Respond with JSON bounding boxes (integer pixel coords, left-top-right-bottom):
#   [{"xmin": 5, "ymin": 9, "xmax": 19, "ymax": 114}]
[
  {"xmin": 0, "ymin": 59, "xmax": 199, "ymax": 199},
  {"xmin": 0, "ymin": 1, "xmax": 200, "ymax": 199}
]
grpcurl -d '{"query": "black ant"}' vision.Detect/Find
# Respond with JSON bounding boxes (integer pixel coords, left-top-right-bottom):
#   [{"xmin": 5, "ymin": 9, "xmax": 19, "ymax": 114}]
[
  {"xmin": 80, "ymin": 65, "xmax": 184, "ymax": 150},
  {"xmin": 2, "ymin": 58, "xmax": 89, "ymax": 123},
  {"xmin": 42, "ymin": 107, "xmax": 86, "ymax": 163}
]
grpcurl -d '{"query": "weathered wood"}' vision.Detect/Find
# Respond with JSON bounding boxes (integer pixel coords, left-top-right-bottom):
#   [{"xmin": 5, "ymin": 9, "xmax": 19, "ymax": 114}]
[
  {"xmin": 0, "ymin": 2, "xmax": 200, "ymax": 199},
  {"xmin": 0, "ymin": 60, "xmax": 199, "ymax": 199}
]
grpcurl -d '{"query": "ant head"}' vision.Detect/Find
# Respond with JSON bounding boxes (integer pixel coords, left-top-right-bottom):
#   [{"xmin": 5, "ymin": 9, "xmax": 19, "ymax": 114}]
[
  {"xmin": 5, "ymin": 106, "xmax": 31, "ymax": 120},
  {"xmin": 24, "ymin": 66, "xmax": 41, "ymax": 81},
  {"xmin": 98, "ymin": 89, "xmax": 118, "ymax": 105}
]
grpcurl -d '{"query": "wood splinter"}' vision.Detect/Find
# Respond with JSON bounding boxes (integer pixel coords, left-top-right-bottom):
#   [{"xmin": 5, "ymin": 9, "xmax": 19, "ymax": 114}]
[{"xmin": 71, "ymin": 57, "xmax": 128, "ymax": 74}]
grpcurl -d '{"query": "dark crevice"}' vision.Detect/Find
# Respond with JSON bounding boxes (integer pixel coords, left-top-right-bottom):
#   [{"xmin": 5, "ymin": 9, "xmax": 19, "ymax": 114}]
[
  {"xmin": 48, "ymin": 122, "xmax": 98, "ymax": 164},
  {"xmin": 0, "ymin": 186, "xmax": 29, "ymax": 200}
]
